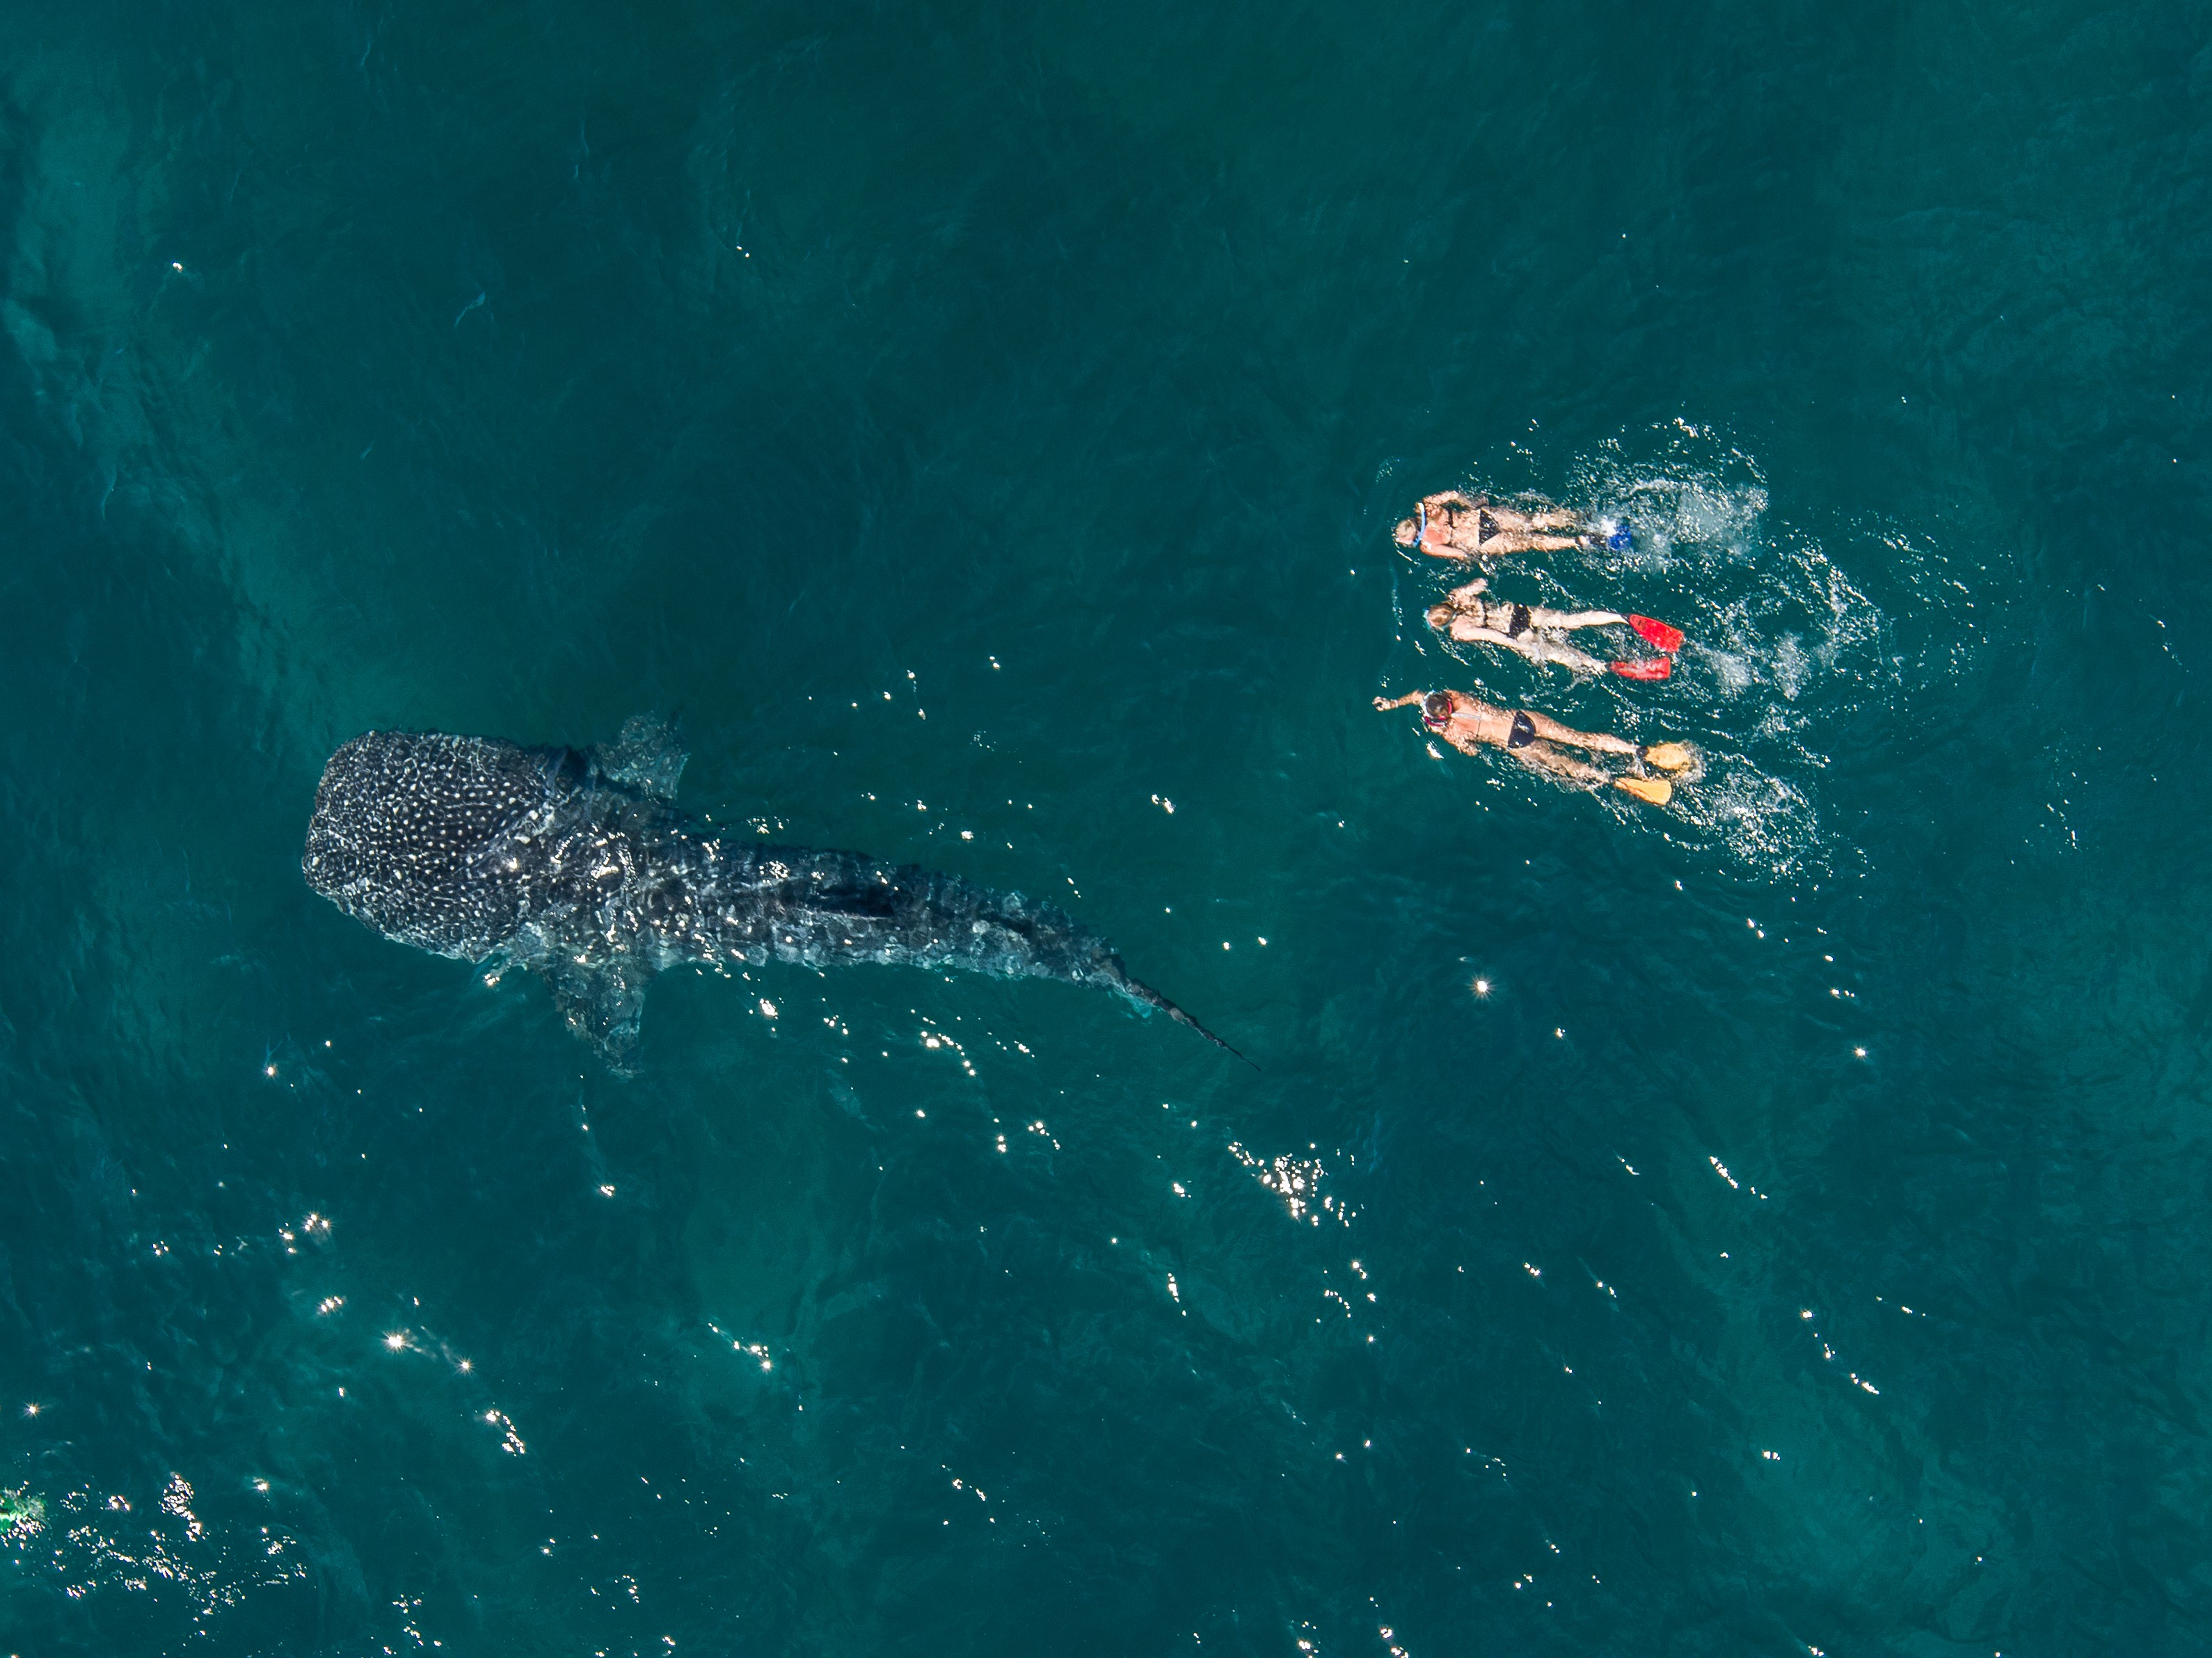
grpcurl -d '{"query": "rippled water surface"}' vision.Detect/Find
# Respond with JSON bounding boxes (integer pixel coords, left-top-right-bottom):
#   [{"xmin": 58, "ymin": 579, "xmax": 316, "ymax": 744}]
[{"xmin": 4, "ymin": 1, "xmax": 2211, "ymax": 1652}]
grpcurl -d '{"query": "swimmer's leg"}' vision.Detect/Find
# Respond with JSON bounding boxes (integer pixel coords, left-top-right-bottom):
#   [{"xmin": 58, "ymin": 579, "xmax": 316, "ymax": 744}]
[
  {"xmin": 1524, "ymin": 635, "xmax": 1606, "ymax": 675},
  {"xmin": 1531, "ymin": 607, "xmax": 1628, "ymax": 632},
  {"xmin": 1488, "ymin": 532, "xmax": 1586, "ymax": 555},
  {"xmin": 1527, "ymin": 508, "xmax": 1584, "ymax": 531},
  {"xmin": 1511, "ymin": 741, "xmax": 1607, "ymax": 789},
  {"xmin": 1522, "ymin": 710, "xmax": 1637, "ymax": 756}
]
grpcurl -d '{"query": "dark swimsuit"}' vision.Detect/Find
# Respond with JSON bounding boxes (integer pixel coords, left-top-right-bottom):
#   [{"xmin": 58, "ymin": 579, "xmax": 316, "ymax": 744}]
[
  {"xmin": 1507, "ymin": 711, "xmax": 1537, "ymax": 749},
  {"xmin": 1477, "ymin": 509, "xmax": 1499, "ymax": 545},
  {"xmin": 1464, "ymin": 598, "xmax": 1533, "ymax": 638}
]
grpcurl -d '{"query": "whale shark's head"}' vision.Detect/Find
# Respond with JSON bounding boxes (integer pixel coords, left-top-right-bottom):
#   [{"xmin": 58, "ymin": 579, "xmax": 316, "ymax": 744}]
[{"xmin": 303, "ymin": 731, "xmax": 575, "ymax": 960}]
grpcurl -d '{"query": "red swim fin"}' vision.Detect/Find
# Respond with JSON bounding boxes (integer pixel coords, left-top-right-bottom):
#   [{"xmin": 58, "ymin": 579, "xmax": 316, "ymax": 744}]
[
  {"xmin": 1610, "ymin": 657, "xmax": 1672, "ymax": 681},
  {"xmin": 1629, "ymin": 615, "xmax": 1685, "ymax": 653}
]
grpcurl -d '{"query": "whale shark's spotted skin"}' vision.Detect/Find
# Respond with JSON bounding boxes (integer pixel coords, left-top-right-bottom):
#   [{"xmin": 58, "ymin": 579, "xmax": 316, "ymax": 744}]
[{"xmin": 303, "ymin": 718, "xmax": 1234, "ymax": 1072}]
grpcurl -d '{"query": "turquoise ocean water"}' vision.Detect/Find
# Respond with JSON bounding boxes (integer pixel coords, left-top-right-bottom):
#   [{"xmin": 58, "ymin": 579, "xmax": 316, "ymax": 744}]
[{"xmin": 3, "ymin": 1, "xmax": 2210, "ymax": 1652}]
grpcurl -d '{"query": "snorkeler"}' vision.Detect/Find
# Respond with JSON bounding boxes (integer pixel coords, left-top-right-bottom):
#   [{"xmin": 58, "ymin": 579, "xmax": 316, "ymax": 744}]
[
  {"xmin": 1372, "ymin": 688, "xmax": 1694, "ymax": 805},
  {"xmin": 1427, "ymin": 579, "xmax": 1685, "ymax": 680},
  {"xmin": 1392, "ymin": 491, "xmax": 1609, "ymax": 561}
]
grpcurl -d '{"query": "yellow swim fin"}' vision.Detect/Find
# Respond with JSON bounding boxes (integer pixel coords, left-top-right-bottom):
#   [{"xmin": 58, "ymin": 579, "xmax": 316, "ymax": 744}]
[
  {"xmin": 1614, "ymin": 774, "xmax": 1673, "ymax": 806},
  {"xmin": 1639, "ymin": 742, "xmax": 1694, "ymax": 773}
]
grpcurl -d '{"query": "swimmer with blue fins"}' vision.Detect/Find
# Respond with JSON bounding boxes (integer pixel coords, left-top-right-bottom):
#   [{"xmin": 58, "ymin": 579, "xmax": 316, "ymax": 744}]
[
  {"xmin": 1374, "ymin": 688, "xmax": 1693, "ymax": 805},
  {"xmin": 1394, "ymin": 490, "xmax": 1628, "ymax": 561}
]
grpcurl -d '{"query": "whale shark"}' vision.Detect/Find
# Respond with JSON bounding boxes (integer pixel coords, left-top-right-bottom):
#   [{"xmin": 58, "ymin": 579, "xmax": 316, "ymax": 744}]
[{"xmin": 301, "ymin": 717, "xmax": 1239, "ymax": 1073}]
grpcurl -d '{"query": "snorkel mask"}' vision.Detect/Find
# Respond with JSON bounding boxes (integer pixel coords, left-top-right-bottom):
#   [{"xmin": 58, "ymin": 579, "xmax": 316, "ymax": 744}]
[{"xmin": 1421, "ymin": 691, "xmax": 1453, "ymax": 730}]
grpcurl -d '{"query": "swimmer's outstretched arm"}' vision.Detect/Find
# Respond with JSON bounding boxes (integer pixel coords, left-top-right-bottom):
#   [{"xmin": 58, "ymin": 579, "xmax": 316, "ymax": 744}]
[
  {"xmin": 1445, "ymin": 578, "xmax": 1489, "ymax": 605},
  {"xmin": 1522, "ymin": 710, "xmax": 1637, "ymax": 755},
  {"xmin": 1373, "ymin": 692, "xmax": 1426, "ymax": 711}
]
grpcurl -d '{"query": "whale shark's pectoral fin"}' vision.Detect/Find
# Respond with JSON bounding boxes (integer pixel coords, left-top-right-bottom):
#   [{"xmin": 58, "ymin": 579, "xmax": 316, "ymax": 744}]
[
  {"xmin": 594, "ymin": 714, "xmax": 687, "ymax": 802},
  {"xmin": 539, "ymin": 956, "xmax": 655, "ymax": 1076}
]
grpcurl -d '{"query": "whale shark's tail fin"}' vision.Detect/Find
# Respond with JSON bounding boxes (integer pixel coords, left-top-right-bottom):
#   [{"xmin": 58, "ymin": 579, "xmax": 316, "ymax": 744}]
[{"xmin": 1113, "ymin": 968, "xmax": 1255, "ymax": 1068}]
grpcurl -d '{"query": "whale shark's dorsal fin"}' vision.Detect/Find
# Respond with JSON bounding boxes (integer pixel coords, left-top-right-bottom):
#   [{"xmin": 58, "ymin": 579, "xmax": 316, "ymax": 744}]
[
  {"xmin": 594, "ymin": 714, "xmax": 687, "ymax": 802},
  {"xmin": 539, "ymin": 955, "xmax": 654, "ymax": 1076}
]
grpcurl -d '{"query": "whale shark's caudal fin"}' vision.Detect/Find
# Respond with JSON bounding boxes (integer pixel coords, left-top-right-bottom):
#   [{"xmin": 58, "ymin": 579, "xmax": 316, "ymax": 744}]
[
  {"xmin": 1113, "ymin": 969, "xmax": 1255, "ymax": 1068},
  {"xmin": 594, "ymin": 713, "xmax": 687, "ymax": 802}
]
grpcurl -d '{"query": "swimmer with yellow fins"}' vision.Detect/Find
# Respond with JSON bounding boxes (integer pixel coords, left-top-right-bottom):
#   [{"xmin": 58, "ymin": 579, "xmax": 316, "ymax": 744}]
[{"xmin": 1374, "ymin": 689, "xmax": 1694, "ymax": 806}]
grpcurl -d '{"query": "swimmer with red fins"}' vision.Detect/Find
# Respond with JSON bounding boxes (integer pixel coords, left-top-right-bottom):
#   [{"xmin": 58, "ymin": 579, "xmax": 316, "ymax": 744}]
[{"xmin": 1426, "ymin": 577, "xmax": 1685, "ymax": 681}]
